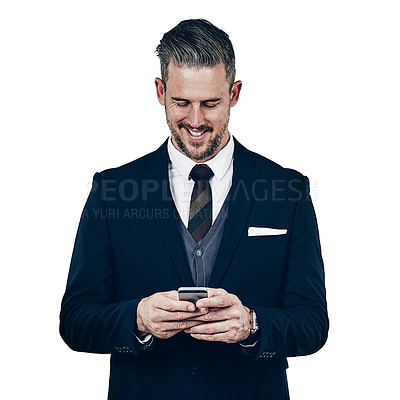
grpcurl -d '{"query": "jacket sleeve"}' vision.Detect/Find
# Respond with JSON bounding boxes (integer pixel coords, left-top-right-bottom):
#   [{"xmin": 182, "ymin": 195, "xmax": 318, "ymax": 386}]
[
  {"xmin": 252, "ymin": 176, "xmax": 329, "ymax": 360},
  {"xmin": 59, "ymin": 173, "xmax": 154, "ymax": 356}
]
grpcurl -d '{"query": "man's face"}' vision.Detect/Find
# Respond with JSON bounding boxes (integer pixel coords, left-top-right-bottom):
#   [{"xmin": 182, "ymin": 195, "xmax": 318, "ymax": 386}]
[{"xmin": 155, "ymin": 63, "xmax": 241, "ymax": 162}]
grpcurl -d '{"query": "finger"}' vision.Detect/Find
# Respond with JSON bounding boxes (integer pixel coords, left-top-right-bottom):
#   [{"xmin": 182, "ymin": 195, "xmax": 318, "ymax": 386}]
[
  {"xmin": 155, "ymin": 296, "xmax": 197, "ymax": 312},
  {"xmin": 196, "ymin": 293, "xmax": 235, "ymax": 310},
  {"xmin": 184, "ymin": 321, "xmax": 230, "ymax": 335},
  {"xmin": 152, "ymin": 329, "xmax": 181, "ymax": 340},
  {"xmin": 160, "ymin": 308, "xmax": 204, "ymax": 322},
  {"xmin": 206, "ymin": 288, "xmax": 227, "ymax": 297},
  {"xmin": 190, "ymin": 288, "xmax": 226, "ymax": 313},
  {"xmin": 153, "ymin": 319, "xmax": 206, "ymax": 334},
  {"xmin": 185, "ymin": 308, "xmax": 230, "ymax": 322}
]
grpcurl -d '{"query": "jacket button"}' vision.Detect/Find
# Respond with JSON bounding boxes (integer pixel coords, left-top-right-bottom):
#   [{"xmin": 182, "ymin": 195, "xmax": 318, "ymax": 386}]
[{"xmin": 195, "ymin": 249, "xmax": 203, "ymax": 257}]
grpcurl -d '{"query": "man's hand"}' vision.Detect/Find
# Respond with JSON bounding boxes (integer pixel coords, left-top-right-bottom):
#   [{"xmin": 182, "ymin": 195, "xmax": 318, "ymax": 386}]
[
  {"xmin": 136, "ymin": 290, "xmax": 205, "ymax": 340},
  {"xmin": 184, "ymin": 288, "xmax": 252, "ymax": 343}
]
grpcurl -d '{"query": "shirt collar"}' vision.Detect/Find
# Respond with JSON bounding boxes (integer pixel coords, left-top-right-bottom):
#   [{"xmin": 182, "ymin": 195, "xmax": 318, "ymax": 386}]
[{"xmin": 167, "ymin": 133, "xmax": 234, "ymax": 182}]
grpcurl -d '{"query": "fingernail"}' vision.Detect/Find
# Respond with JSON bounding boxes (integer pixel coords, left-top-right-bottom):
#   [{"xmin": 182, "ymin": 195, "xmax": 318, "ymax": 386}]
[
  {"xmin": 188, "ymin": 305, "xmax": 195, "ymax": 311},
  {"xmin": 201, "ymin": 307, "xmax": 207, "ymax": 313},
  {"xmin": 197, "ymin": 302, "xmax": 203, "ymax": 307}
]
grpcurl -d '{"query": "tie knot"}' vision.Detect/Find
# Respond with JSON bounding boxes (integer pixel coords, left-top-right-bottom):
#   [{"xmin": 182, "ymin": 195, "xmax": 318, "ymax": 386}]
[{"xmin": 190, "ymin": 164, "xmax": 214, "ymax": 181}]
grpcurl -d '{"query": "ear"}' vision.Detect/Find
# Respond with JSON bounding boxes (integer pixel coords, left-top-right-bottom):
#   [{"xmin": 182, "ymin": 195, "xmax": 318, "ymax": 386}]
[
  {"xmin": 155, "ymin": 78, "xmax": 166, "ymax": 106},
  {"xmin": 230, "ymin": 80, "xmax": 242, "ymax": 107}
]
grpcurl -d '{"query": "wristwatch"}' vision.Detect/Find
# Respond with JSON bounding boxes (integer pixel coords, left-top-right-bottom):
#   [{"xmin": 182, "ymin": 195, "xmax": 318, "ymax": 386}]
[{"xmin": 250, "ymin": 309, "xmax": 259, "ymax": 335}]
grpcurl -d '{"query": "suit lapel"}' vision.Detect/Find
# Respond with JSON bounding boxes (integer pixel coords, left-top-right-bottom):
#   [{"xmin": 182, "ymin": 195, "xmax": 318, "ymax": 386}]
[
  {"xmin": 144, "ymin": 140, "xmax": 194, "ymax": 286},
  {"xmin": 208, "ymin": 139, "xmax": 258, "ymax": 287}
]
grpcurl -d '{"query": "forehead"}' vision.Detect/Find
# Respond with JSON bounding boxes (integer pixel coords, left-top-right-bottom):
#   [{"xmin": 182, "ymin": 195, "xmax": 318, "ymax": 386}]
[{"xmin": 165, "ymin": 63, "xmax": 229, "ymax": 99}]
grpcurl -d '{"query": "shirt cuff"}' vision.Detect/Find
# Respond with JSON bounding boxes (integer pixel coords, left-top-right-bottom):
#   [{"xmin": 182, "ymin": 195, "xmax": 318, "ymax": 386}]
[
  {"xmin": 133, "ymin": 332, "xmax": 154, "ymax": 348},
  {"xmin": 239, "ymin": 338, "xmax": 260, "ymax": 348}
]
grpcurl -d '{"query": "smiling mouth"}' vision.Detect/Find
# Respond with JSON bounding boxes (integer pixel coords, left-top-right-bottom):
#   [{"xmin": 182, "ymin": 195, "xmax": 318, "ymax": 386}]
[
  {"xmin": 180, "ymin": 124, "xmax": 211, "ymax": 141},
  {"xmin": 186, "ymin": 128, "xmax": 207, "ymax": 138}
]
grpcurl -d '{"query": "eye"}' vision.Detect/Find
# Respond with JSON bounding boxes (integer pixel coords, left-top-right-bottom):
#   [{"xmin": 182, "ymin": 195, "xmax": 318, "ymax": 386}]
[
  {"xmin": 176, "ymin": 102, "xmax": 189, "ymax": 107},
  {"xmin": 203, "ymin": 102, "xmax": 218, "ymax": 108}
]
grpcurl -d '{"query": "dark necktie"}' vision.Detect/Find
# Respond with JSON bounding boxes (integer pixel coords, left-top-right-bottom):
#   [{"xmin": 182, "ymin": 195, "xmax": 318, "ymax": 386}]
[{"xmin": 188, "ymin": 164, "xmax": 214, "ymax": 244}]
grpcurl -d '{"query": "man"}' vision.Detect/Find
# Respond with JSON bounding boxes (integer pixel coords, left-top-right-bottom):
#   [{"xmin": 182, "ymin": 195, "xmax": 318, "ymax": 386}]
[{"xmin": 60, "ymin": 19, "xmax": 328, "ymax": 399}]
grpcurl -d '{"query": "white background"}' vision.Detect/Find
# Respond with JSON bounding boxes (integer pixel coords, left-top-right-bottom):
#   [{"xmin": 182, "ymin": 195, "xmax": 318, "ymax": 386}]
[{"xmin": 1, "ymin": 1, "xmax": 399, "ymax": 398}]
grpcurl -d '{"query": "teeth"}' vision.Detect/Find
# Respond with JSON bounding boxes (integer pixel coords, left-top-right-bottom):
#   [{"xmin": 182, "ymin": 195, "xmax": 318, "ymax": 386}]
[{"xmin": 188, "ymin": 129, "xmax": 205, "ymax": 137}]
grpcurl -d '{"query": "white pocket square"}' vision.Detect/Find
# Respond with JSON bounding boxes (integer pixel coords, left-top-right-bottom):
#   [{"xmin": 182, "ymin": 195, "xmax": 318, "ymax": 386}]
[{"xmin": 248, "ymin": 227, "xmax": 288, "ymax": 237}]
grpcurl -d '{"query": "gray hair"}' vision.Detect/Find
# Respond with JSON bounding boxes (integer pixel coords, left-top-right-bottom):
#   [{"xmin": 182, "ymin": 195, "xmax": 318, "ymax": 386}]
[{"xmin": 155, "ymin": 19, "xmax": 236, "ymax": 90}]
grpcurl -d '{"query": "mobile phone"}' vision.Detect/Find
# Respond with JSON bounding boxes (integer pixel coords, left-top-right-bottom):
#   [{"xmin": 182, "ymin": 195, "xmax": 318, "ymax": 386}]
[{"xmin": 178, "ymin": 287, "xmax": 208, "ymax": 304}]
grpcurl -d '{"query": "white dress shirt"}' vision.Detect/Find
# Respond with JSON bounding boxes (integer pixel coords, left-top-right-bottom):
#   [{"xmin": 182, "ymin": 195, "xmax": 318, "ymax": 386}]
[{"xmin": 167, "ymin": 134, "xmax": 234, "ymax": 227}]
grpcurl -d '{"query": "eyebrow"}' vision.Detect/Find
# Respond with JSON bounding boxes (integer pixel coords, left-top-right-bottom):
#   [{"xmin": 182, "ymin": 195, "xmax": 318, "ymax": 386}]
[{"xmin": 171, "ymin": 97, "xmax": 222, "ymax": 103}]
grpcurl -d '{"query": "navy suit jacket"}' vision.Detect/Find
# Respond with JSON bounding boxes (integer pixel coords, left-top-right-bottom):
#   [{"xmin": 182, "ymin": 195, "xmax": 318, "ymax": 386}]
[{"xmin": 60, "ymin": 138, "xmax": 328, "ymax": 399}]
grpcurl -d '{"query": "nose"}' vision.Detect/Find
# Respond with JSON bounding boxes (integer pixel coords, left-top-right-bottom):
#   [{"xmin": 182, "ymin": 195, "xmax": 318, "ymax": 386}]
[{"xmin": 188, "ymin": 104, "xmax": 205, "ymax": 128}]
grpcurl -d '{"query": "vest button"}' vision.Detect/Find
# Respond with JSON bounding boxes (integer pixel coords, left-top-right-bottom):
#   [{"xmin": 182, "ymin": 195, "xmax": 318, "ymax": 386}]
[{"xmin": 195, "ymin": 249, "xmax": 203, "ymax": 257}]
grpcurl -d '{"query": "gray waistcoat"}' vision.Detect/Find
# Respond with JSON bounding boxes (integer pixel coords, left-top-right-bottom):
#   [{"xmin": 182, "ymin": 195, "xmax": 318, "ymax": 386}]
[{"xmin": 176, "ymin": 199, "xmax": 229, "ymax": 286}]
